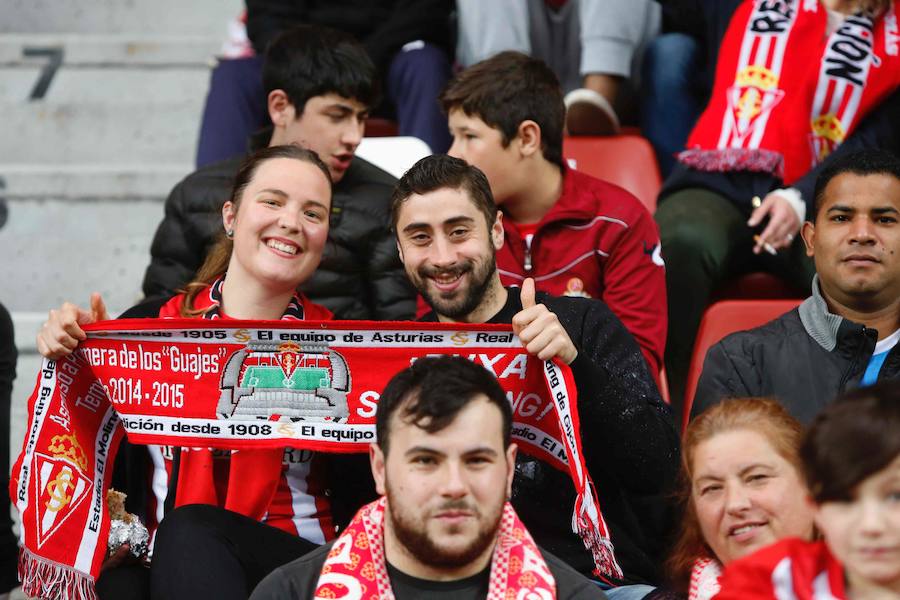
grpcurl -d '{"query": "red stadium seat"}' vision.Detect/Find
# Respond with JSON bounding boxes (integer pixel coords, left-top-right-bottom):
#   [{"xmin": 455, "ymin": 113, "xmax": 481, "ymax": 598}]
[
  {"xmin": 682, "ymin": 299, "xmax": 802, "ymax": 430},
  {"xmin": 364, "ymin": 118, "xmax": 399, "ymax": 137},
  {"xmin": 563, "ymin": 135, "xmax": 662, "ymax": 213},
  {"xmin": 715, "ymin": 271, "xmax": 807, "ymax": 301}
]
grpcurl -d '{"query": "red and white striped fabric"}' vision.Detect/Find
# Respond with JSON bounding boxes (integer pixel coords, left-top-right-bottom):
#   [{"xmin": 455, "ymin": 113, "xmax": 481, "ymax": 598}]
[{"xmin": 682, "ymin": 0, "xmax": 900, "ymax": 184}]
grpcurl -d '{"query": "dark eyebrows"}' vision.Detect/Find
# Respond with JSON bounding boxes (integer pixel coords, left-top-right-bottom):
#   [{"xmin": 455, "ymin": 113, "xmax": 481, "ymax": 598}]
[
  {"xmin": 825, "ymin": 204, "xmax": 900, "ymax": 215},
  {"xmin": 405, "ymin": 446, "xmax": 444, "ymax": 458},
  {"xmin": 872, "ymin": 206, "xmax": 900, "ymax": 215},
  {"xmin": 401, "ymin": 215, "xmax": 476, "ymax": 235},
  {"xmin": 403, "ymin": 445, "xmax": 499, "ymax": 458},
  {"xmin": 325, "ymin": 103, "xmax": 369, "ymax": 118},
  {"xmin": 444, "ymin": 216, "xmax": 477, "ymax": 227}
]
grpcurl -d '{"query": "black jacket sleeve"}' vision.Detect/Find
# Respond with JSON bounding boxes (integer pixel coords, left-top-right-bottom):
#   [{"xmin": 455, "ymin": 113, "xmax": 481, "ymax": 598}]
[
  {"xmin": 691, "ymin": 338, "xmax": 758, "ymax": 420},
  {"xmin": 549, "ymin": 296, "xmax": 680, "ymax": 495},
  {"xmin": 246, "ymin": 0, "xmax": 308, "ymax": 54},
  {"xmin": 366, "ymin": 226, "xmax": 416, "ymax": 321},
  {"xmin": 246, "ymin": 0, "xmax": 453, "ymax": 69},
  {"xmin": 359, "ymin": 0, "xmax": 453, "ymax": 69},
  {"xmin": 142, "ymin": 177, "xmax": 203, "ymax": 299}
]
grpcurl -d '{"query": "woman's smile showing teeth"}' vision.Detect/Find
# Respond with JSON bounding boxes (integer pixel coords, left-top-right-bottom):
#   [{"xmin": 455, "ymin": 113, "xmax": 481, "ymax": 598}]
[
  {"xmin": 729, "ymin": 522, "xmax": 765, "ymax": 540},
  {"xmin": 266, "ymin": 238, "xmax": 300, "ymax": 256}
]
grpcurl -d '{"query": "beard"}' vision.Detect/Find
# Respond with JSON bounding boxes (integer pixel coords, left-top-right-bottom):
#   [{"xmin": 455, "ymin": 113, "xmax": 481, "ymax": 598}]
[
  {"xmin": 411, "ymin": 255, "xmax": 498, "ymax": 320},
  {"xmin": 386, "ymin": 493, "xmax": 502, "ymax": 570}
]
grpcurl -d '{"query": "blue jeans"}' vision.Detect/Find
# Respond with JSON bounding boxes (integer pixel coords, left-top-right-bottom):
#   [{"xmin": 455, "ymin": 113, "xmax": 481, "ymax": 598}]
[
  {"xmin": 640, "ymin": 32, "xmax": 704, "ymax": 177},
  {"xmin": 598, "ymin": 583, "xmax": 656, "ymax": 600}
]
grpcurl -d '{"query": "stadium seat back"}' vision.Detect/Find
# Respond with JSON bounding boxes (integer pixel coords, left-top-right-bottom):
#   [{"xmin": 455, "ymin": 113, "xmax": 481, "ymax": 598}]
[
  {"xmin": 715, "ymin": 271, "xmax": 807, "ymax": 301},
  {"xmin": 356, "ymin": 136, "xmax": 432, "ymax": 179},
  {"xmin": 683, "ymin": 299, "xmax": 803, "ymax": 429},
  {"xmin": 563, "ymin": 135, "xmax": 662, "ymax": 213}
]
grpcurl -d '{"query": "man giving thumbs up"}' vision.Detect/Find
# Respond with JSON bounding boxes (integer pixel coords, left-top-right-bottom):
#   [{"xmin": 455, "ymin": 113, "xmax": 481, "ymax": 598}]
[{"xmin": 391, "ymin": 154, "xmax": 679, "ymax": 597}]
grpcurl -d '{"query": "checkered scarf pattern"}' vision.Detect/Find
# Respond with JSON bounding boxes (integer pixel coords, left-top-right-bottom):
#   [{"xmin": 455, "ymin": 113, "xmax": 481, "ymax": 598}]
[{"xmin": 314, "ymin": 498, "xmax": 557, "ymax": 599}]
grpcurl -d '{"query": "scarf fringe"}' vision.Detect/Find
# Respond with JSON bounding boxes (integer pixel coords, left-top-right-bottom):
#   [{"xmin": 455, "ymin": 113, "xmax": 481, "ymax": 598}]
[
  {"xmin": 19, "ymin": 549, "xmax": 97, "ymax": 600},
  {"xmin": 678, "ymin": 148, "xmax": 784, "ymax": 178},
  {"xmin": 575, "ymin": 514, "xmax": 622, "ymax": 582}
]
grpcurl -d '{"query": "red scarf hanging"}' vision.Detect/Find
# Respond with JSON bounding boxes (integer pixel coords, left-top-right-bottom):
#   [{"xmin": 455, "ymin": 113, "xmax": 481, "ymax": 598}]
[
  {"xmin": 11, "ymin": 318, "xmax": 620, "ymax": 600},
  {"xmin": 681, "ymin": 0, "xmax": 900, "ymax": 184},
  {"xmin": 314, "ymin": 498, "xmax": 557, "ymax": 599}
]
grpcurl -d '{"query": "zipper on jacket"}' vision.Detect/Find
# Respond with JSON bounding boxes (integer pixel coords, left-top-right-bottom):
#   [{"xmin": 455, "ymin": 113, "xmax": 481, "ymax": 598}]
[
  {"xmin": 839, "ymin": 326, "xmax": 875, "ymax": 391},
  {"xmin": 524, "ymin": 235, "xmax": 533, "ymax": 272}
]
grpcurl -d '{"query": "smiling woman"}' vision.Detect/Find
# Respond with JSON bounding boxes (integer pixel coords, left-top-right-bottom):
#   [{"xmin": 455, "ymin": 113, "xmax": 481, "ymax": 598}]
[
  {"xmin": 666, "ymin": 398, "xmax": 814, "ymax": 599},
  {"xmin": 180, "ymin": 144, "xmax": 333, "ymax": 320},
  {"xmin": 33, "ymin": 144, "xmax": 355, "ymax": 600},
  {"xmin": 713, "ymin": 383, "xmax": 900, "ymax": 600}
]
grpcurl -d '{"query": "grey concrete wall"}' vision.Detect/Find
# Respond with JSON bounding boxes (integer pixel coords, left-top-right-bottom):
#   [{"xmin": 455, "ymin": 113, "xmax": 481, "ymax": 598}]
[{"xmin": 1, "ymin": 0, "xmax": 243, "ymax": 534}]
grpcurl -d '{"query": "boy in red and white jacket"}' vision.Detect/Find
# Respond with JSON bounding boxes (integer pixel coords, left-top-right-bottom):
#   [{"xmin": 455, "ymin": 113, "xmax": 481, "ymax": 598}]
[{"xmin": 440, "ymin": 51, "xmax": 667, "ymax": 379}]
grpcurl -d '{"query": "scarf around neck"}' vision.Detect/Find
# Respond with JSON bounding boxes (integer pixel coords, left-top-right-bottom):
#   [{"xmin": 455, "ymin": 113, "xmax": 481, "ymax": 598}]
[
  {"xmin": 314, "ymin": 498, "xmax": 557, "ymax": 600},
  {"xmin": 162, "ymin": 277, "xmax": 328, "ymax": 519}
]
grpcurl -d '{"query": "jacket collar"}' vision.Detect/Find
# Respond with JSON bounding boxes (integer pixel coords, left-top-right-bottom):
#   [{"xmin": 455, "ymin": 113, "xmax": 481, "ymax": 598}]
[
  {"xmin": 799, "ymin": 275, "xmax": 876, "ymax": 354},
  {"xmin": 798, "ymin": 275, "xmax": 844, "ymax": 352},
  {"xmin": 502, "ymin": 167, "xmax": 596, "ymax": 230}
]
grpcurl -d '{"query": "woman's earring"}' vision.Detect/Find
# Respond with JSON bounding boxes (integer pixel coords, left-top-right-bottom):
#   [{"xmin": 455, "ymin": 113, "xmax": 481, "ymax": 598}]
[{"xmin": 225, "ymin": 229, "xmax": 234, "ymax": 239}]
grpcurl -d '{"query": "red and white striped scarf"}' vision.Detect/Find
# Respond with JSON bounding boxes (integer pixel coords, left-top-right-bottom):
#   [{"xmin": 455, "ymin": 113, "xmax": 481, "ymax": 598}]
[
  {"xmin": 12, "ymin": 318, "xmax": 619, "ymax": 599},
  {"xmin": 681, "ymin": 0, "xmax": 900, "ymax": 184},
  {"xmin": 314, "ymin": 498, "xmax": 556, "ymax": 599},
  {"xmin": 688, "ymin": 557, "xmax": 722, "ymax": 600}
]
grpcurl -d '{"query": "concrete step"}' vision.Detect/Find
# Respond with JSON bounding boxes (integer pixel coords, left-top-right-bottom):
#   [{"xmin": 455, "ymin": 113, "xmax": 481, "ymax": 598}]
[
  {"xmin": 0, "ymin": 164, "xmax": 189, "ymax": 199},
  {"xmin": 0, "ymin": 196, "xmax": 162, "ymax": 314},
  {"xmin": 1, "ymin": 102, "xmax": 204, "ymax": 164},
  {"xmin": 0, "ymin": 64, "xmax": 212, "ymax": 103},
  {"xmin": 0, "ymin": 34, "xmax": 224, "ymax": 66},
  {"xmin": 5, "ymin": 0, "xmax": 243, "ymax": 36}
]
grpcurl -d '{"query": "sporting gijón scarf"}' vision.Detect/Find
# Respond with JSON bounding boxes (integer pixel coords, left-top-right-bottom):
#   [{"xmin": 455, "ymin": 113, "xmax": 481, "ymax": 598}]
[
  {"xmin": 315, "ymin": 498, "xmax": 556, "ymax": 599},
  {"xmin": 681, "ymin": 0, "xmax": 900, "ymax": 184},
  {"xmin": 11, "ymin": 320, "xmax": 621, "ymax": 600}
]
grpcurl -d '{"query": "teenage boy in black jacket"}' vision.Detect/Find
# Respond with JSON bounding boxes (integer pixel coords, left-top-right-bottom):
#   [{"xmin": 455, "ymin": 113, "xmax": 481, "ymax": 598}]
[{"xmin": 143, "ymin": 25, "xmax": 415, "ymax": 321}]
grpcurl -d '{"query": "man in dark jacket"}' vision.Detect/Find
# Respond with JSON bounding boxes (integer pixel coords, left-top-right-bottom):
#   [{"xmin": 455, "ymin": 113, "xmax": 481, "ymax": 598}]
[
  {"xmin": 694, "ymin": 149, "xmax": 900, "ymax": 424},
  {"xmin": 391, "ymin": 155, "xmax": 679, "ymax": 597},
  {"xmin": 252, "ymin": 356, "xmax": 607, "ymax": 600},
  {"xmin": 142, "ymin": 25, "xmax": 416, "ymax": 321}
]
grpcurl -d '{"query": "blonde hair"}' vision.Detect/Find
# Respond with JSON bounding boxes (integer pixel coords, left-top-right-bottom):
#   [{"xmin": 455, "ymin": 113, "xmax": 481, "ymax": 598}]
[
  {"xmin": 666, "ymin": 398, "xmax": 804, "ymax": 591},
  {"xmin": 180, "ymin": 145, "xmax": 332, "ymax": 317}
]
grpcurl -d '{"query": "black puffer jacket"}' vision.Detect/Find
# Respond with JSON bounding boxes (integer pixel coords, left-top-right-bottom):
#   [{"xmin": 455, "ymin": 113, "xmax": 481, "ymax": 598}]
[
  {"xmin": 141, "ymin": 156, "xmax": 416, "ymax": 320},
  {"xmin": 694, "ymin": 277, "xmax": 900, "ymax": 424}
]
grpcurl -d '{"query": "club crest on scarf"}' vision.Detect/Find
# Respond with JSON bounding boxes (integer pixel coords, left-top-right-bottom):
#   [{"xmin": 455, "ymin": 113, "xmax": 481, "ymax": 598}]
[
  {"xmin": 33, "ymin": 434, "xmax": 92, "ymax": 549},
  {"xmin": 217, "ymin": 341, "xmax": 351, "ymax": 422},
  {"xmin": 808, "ymin": 14, "xmax": 877, "ymax": 166},
  {"xmin": 726, "ymin": 65, "xmax": 785, "ymax": 146}
]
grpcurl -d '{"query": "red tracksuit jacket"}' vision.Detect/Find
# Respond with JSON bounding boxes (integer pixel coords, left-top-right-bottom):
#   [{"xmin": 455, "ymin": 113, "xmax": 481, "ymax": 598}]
[{"xmin": 497, "ymin": 168, "xmax": 667, "ymax": 378}]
